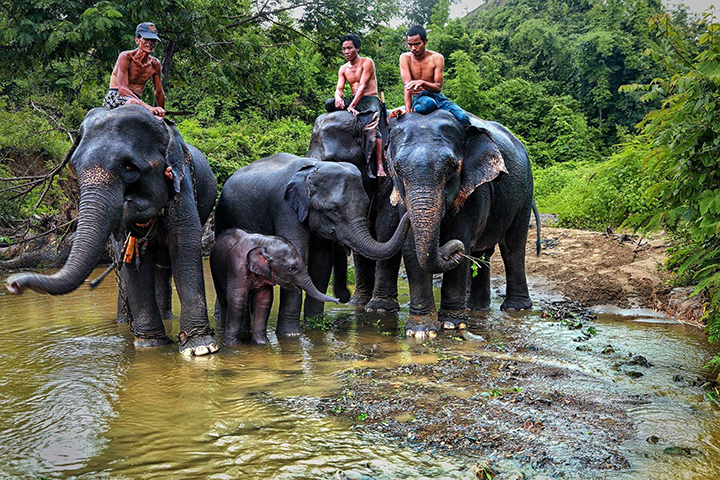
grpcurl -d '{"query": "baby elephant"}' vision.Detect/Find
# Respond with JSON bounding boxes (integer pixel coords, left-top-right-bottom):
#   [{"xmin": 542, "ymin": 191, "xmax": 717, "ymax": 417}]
[{"xmin": 211, "ymin": 229, "xmax": 338, "ymax": 345}]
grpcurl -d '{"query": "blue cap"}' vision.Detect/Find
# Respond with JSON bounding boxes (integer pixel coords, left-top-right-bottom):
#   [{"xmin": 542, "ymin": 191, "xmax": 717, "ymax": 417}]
[{"xmin": 135, "ymin": 22, "xmax": 160, "ymax": 40}]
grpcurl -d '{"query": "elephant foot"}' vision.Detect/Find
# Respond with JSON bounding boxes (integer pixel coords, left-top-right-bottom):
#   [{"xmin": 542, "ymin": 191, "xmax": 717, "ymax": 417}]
[
  {"xmin": 223, "ymin": 333, "xmax": 242, "ymax": 346},
  {"xmin": 117, "ymin": 308, "xmax": 130, "ymax": 324},
  {"xmin": 405, "ymin": 314, "xmax": 438, "ymax": 339},
  {"xmin": 134, "ymin": 335, "xmax": 170, "ymax": 348},
  {"xmin": 349, "ymin": 292, "xmax": 372, "ymax": 307},
  {"xmin": 252, "ymin": 333, "xmax": 270, "ymax": 345},
  {"xmin": 468, "ymin": 298, "xmax": 491, "ymax": 311},
  {"xmin": 365, "ymin": 296, "xmax": 400, "ymax": 313},
  {"xmin": 276, "ymin": 320, "xmax": 303, "ymax": 337},
  {"xmin": 178, "ymin": 326, "xmax": 220, "ymax": 357},
  {"xmin": 438, "ymin": 309, "xmax": 468, "ymax": 330},
  {"xmin": 500, "ymin": 296, "xmax": 532, "ymax": 312}
]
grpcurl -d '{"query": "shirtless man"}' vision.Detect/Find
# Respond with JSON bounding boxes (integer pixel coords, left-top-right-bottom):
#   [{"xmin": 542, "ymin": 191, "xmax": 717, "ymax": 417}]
[
  {"xmin": 325, "ymin": 34, "xmax": 386, "ymax": 177},
  {"xmin": 390, "ymin": 25, "xmax": 469, "ymax": 127},
  {"xmin": 103, "ymin": 22, "xmax": 165, "ymax": 118}
]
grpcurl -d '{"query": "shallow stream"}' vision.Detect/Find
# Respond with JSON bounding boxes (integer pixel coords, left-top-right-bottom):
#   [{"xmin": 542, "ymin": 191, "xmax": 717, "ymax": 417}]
[{"xmin": 1, "ymin": 262, "xmax": 719, "ymax": 479}]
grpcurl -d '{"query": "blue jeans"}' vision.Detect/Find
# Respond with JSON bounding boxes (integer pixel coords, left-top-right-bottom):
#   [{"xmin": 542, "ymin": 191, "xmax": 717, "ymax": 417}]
[{"xmin": 412, "ymin": 92, "xmax": 470, "ymax": 127}]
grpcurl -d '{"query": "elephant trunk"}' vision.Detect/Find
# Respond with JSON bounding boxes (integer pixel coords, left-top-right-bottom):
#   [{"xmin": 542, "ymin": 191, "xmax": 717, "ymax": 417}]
[
  {"xmin": 6, "ymin": 185, "xmax": 123, "ymax": 295},
  {"xmin": 405, "ymin": 186, "xmax": 464, "ymax": 274},
  {"xmin": 338, "ymin": 214, "xmax": 410, "ymax": 261},
  {"xmin": 296, "ymin": 271, "xmax": 339, "ymax": 304}
]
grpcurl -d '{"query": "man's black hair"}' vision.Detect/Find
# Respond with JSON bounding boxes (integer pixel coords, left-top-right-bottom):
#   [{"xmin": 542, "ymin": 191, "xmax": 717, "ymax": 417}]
[
  {"xmin": 340, "ymin": 34, "xmax": 361, "ymax": 50},
  {"xmin": 406, "ymin": 25, "xmax": 427, "ymax": 41}
]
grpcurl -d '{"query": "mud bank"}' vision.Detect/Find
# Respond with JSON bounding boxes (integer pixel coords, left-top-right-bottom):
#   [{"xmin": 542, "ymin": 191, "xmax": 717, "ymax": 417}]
[{"xmin": 518, "ymin": 222, "xmax": 705, "ymax": 328}]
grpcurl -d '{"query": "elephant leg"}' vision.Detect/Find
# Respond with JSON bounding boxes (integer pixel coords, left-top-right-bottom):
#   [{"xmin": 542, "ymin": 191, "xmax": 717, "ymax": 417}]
[
  {"xmin": 332, "ymin": 243, "xmax": 351, "ymax": 303},
  {"xmin": 499, "ymin": 207, "xmax": 533, "ymax": 311},
  {"xmin": 215, "ymin": 298, "xmax": 227, "ymax": 336},
  {"xmin": 403, "ymin": 232, "xmax": 438, "ymax": 338},
  {"xmin": 277, "ymin": 287, "xmax": 303, "ymax": 337},
  {"xmin": 468, "ymin": 247, "xmax": 495, "ymax": 311},
  {"xmin": 120, "ymin": 251, "xmax": 169, "ymax": 347},
  {"xmin": 349, "ymin": 254, "xmax": 375, "ymax": 306},
  {"xmin": 251, "ymin": 287, "xmax": 273, "ymax": 344},
  {"xmin": 367, "ymin": 199, "xmax": 401, "ymax": 313},
  {"xmin": 165, "ymin": 205, "xmax": 218, "ymax": 356},
  {"xmin": 439, "ymin": 255, "xmax": 470, "ymax": 330},
  {"xmin": 304, "ymin": 241, "xmax": 333, "ymax": 320},
  {"xmin": 154, "ymin": 265, "xmax": 173, "ymax": 320},
  {"xmin": 223, "ymin": 283, "xmax": 248, "ymax": 346}
]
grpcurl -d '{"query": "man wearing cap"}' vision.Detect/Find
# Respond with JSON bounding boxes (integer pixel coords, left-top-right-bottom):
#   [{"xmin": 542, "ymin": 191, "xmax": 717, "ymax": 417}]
[{"xmin": 103, "ymin": 22, "xmax": 165, "ymax": 118}]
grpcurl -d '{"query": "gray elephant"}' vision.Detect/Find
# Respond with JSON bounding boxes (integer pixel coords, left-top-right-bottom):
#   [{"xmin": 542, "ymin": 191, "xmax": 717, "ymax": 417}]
[
  {"xmin": 211, "ymin": 229, "xmax": 338, "ymax": 345},
  {"xmin": 6, "ymin": 105, "xmax": 219, "ymax": 356},
  {"xmin": 386, "ymin": 110, "xmax": 538, "ymax": 338},
  {"xmin": 308, "ymin": 108, "xmax": 403, "ymax": 312},
  {"xmin": 214, "ymin": 153, "xmax": 409, "ymax": 336}
]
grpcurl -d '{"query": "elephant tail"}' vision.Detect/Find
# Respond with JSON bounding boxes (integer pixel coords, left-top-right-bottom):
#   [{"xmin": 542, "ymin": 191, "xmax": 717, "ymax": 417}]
[{"xmin": 532, "ymin": 198, "xmax": 541, "ymax": 256}]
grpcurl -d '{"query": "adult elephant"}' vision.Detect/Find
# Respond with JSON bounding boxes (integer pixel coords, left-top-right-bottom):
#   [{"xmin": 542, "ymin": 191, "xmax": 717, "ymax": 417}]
[
  {"xmin": 386, "ymin": 110, "xmax": 537, "ymax": 338},
  {"xmin": 6, "ymin": 105, "xmax": 219, "ymax": 357},
  {"xmin": 308, "ymin": 107, "xmax": 403, "ymax": 312},
  {"xmin": 214, "ymin": 153, "xmax": 409, "ymax": 336}
]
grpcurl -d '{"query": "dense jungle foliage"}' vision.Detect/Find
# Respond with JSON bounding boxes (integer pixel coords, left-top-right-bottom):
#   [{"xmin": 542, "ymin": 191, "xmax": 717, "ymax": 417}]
[{"xmin": 2, "ymin": 0, "xmax": 720, "ymax": 361}]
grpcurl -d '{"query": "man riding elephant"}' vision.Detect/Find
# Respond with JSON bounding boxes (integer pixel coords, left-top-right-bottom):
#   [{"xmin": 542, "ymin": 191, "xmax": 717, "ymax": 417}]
[{"xmin": 326, "ymin": 33, "xmax": 386, "ymax": 178}]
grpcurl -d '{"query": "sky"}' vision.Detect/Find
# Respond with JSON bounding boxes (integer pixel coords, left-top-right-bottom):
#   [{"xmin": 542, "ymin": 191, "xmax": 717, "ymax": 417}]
[{"xmin": 448, "ymin": 0, "xmax": 719, "ymax": 19}]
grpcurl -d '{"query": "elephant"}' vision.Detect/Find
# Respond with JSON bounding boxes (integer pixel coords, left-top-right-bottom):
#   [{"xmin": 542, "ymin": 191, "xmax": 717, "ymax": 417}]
[
  {"xmin": 211, "ymin": 228, "xmax": 338, "ymax": 345},
  {"xmin": 386, "ymin": 109, "xmax": 538, "ymax": 338},
  {"xmin": 214, "ymin": 153, "xmax": 409, "ymax": 336},
  {"xmin": 308, "ymin": 107, "xmax": 404, "ymax": 313},
  {"xmin": 6, "ymin": 105, "xmax": 219, "ymax": 356}
]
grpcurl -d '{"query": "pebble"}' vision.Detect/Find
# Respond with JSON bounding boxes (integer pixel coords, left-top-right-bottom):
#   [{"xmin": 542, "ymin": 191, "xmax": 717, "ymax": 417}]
[
  {"xmin": 625, "ymin": 371, "xmax": 644, "ymax": 379},
  {"xmin": 673, "ymin": 374, "xmax": 684, "ymax": 382},
  {"xmin": 602, "ymin": 345, "xmax": 615, "ymax": 354},
  {"xmin": 646, "ymin": 435, "xmax": 660, "ymax": 444},
  {"xmin": 663, "ymin": 446, "xmax": 693, "ymax": 456}
]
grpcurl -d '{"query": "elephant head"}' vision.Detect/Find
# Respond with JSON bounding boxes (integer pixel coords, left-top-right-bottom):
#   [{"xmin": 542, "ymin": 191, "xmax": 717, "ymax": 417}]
[
  {"xmin": 308, "ymin": 110, "xmax": 384, "ymax": 181},
  {"xmin": 246, "ymin": 241, "xmax": 338, "ymax": 304},
  {"xmin": 7, "ymin": 105, "xmax": 184, "ymax": 295},
  {"xmin": 387, "ymin": 110, "xmax": 508, "ymax": 273},
  {"xmin": 283, "ymin": 161, "xmax": 409, "ymax": 261}
]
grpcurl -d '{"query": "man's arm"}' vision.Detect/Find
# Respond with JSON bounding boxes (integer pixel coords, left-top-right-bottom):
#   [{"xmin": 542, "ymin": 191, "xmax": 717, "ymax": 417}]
[
  {"xmin": 347, "ymin": 59, "xmax": 374, "ymax": 115},
  {"xmin": 405, "ymin": 53, "xmax": 443, "ymax": 94},
  {"xmin": 334, "ymin": 66, "xmax": 347, "ymax": 109},
  {"xmin": 152, "ymin": 59, "xmax": 166, "ymax": 115},
  {"xmin": 400, "ymin": 54, "xmax": 413, "ymax": 115}
]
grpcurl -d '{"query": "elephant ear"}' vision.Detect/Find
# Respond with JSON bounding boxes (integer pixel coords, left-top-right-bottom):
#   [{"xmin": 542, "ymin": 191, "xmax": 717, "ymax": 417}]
[
  {"xmin": 162, "ymin": 121, "xmax": 186, "ymax": 194},
  {"xmin": 284, "ymin": 165, "xmax": 315, "ymax": 222},
  {"xmin": 247, "ymin": 246, "xmax": 272, "ymax": 278},
  {"xmin": 455, "ymin": 126, "xmax": 508, "ymax": 212}
]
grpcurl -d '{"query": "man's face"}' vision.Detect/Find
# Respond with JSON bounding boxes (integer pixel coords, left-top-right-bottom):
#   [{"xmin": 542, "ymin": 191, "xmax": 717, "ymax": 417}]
[
  {"xmin": 407, "ymin": 35, "xmax": 426, "ymax": 57},
  {"xmin": 135, "ymin": 36, "xmax": 158, "ymax": 53},
  {"xmin": 342, "ymin": 40, "xmax": 359, "ymax": 62}
]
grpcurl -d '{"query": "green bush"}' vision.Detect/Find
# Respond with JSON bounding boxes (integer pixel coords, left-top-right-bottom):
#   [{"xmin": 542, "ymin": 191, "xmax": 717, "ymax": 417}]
[
  {"xmin": 533, "ymin": 141, "xmax": 659, "ymax": 230},
  {"xmin": 177, "ymin": 115, "xmax": 312, "ymax": 186}
]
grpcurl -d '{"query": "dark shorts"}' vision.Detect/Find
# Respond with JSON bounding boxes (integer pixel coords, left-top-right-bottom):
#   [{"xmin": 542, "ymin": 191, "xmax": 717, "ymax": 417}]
[
  {"xmin": 103, "ymin": 89, "xmax": 130, "ymax": 109},
  {"xmin": 324, "ymin": 95, "xmax": 382, "ymax": 114}
]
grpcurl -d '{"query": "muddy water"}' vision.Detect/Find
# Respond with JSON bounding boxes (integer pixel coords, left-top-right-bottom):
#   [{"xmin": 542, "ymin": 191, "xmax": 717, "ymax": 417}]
[{"xmin": 0, "ymin": 262, "xmax": 718, "ymax": 479}]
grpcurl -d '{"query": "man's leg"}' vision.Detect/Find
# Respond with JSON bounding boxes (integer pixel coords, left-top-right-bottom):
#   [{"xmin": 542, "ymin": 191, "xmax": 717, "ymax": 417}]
[
  {"xmin": 325, "ymin": 97, "xmax": 351, "ymax": 113},
  {"xmin": 437, "ymin": 97, "xmax": 470, "ymax": 127},
  {"xmin": 374, "ymin": 136, "xmax": 386, "ymax": 177},
  {"xmin": 412, "ymin": 95, "xmax": 439, "ymax": 115}
]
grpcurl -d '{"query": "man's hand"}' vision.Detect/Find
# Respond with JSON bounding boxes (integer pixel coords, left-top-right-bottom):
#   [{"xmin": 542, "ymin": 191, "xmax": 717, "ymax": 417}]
[
  {"xmin": 151, "ymin": 106, "xmax": 165, "ymax": 117},
  {"xmin": 405, "ymin": 80, "xmax": 425, "ymax": 94},
  {"xmin": 389, "ymin": 108, "xmax": 407, "ymax": 119},
  {"xmin": 347, "ymin": 106, "xmax": 359, "ymax": 116},
  {"xmin": 334, "ymin": 96, "xmax": 345, "ymax": 109}
]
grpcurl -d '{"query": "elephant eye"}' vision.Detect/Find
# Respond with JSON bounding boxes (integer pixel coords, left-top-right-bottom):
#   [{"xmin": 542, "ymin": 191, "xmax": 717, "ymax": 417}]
[{"xmin": 288, "ymin": 265, "xmax": 298, "ymax": 274}]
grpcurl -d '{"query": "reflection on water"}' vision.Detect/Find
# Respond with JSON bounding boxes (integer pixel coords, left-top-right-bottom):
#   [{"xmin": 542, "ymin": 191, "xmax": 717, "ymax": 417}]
[{"xmin": 0, "ymin": 261, "xmax": 719, "ymax": 478}]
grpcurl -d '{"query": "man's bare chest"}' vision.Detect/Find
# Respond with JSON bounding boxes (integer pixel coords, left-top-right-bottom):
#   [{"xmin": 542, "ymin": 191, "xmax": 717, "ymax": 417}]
[
  {"xmin": 409, "ymin": 60, "xmax": 435, "ymax": 81},
  {"xmin": 128, "ymin": 61, "xmax": 154, "ymax": 85},
  {"xmin": 345, "ymin": 64, "xmax": 364, "ymax": 84}
]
